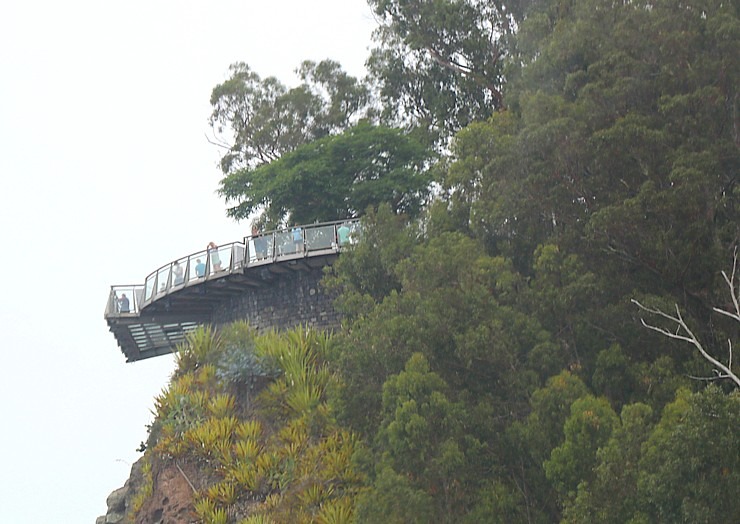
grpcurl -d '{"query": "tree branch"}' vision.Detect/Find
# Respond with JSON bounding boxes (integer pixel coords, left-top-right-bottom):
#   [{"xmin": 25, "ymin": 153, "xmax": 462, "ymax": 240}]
[{"xmin": 632, "ymin": 299, "xmax": 739, "ymax": 388}]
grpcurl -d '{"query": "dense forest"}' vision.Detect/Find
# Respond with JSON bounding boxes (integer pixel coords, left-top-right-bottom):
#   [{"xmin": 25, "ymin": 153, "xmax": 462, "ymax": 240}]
[{"xmin": 129, "ymin": 0, "xmax": 739, "ymax": 522}]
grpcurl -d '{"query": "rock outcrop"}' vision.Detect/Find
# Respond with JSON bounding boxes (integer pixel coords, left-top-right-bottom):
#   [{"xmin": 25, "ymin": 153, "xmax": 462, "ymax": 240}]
[{"xmin": 96, "ymin": 459, "xmax": 143, "ymax": 524}]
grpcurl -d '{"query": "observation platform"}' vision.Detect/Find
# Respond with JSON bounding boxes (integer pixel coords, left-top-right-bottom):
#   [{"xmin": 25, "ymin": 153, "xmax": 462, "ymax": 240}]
[{"xmin": 105, "ymin": 219, "xmax": 359, "ymax": 362}]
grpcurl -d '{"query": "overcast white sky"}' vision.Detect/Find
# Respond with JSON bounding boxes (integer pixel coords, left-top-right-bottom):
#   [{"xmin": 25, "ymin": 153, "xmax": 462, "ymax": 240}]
[{"xmin": 0, "ymin": 1, "xmax": 375, "ymax": 521}]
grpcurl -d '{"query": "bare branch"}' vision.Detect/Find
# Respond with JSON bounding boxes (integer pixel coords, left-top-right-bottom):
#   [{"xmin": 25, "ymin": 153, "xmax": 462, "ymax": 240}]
[
  {"xmin": 204, "ymin": 131, "xmax": 231, "ymax": 150},
  {"xmin": 632, "ymin": 298, "xmax": 740, "ymax": 388},
  {"xmin": 714, "ymin": 246, "xmax": 740, "ymax": 322},
  {"xmin": 175, "ymin": 462, "xmax": 197, "ymax": 493}
]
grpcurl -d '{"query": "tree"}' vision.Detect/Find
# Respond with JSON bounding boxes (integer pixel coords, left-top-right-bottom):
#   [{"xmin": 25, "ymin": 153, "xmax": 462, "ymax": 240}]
[
  {"xmin": 365, "ymin": 353, "xmax": 484, "ymax": 522},
  {"xmin": 505, "ymin": 371, "xmax": 591, "ymax": 521},
  {"xmin": 434, "ymin": 0, "xmax": 739, "ymax": 387},
  {"xmin": 445, "ymin": 0, "xmax": 738, "ymax": 288},
  {"xmin": 209, "ymin": 60, "xmax": 371, "ymax": 175},
  {"xmin": 217, "ymin": 121, "xmax": 434, "ymax": 226},
  {"xmin": 633, "ymin": 248, "xmax": 740, "ymax": 388},
  {"xmin": 544, "ymin": 395, "xmax": 618, "ymax": 505},
  {"xmin": 563, "ymin": 403, "xmax": 654, "ymax": 524},
  {"xmin": 366, "ymin": 0, "xmax": 519, "ymax": 145},
  {"xmin": 637, "ymin": 386, "xmax": 740, "ymax": 522}
]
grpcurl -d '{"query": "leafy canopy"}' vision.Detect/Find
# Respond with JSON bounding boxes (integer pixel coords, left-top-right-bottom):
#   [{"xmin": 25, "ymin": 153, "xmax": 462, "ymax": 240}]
[
  {"xmin": 218, "ymin": 121, "xmax": 435, "ymax": 227},
  {"xmin": 209, "ymin": 60, "xmax": 372, "ymax": 175}
]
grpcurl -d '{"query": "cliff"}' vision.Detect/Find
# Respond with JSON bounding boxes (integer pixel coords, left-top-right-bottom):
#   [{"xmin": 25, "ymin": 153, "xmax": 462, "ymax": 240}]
[{"xmin": 97, "ymin": 323, "xmax": 362, "ymax": 524}]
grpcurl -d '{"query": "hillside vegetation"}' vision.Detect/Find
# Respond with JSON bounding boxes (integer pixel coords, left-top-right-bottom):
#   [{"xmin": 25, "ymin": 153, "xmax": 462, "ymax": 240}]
[{"xmin": 123, "ymin": 0, "xmax": 739, "ymax": 522}]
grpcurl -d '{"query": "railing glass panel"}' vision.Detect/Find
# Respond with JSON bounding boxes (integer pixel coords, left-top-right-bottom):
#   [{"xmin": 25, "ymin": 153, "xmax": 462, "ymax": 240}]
[
  {"xmin": 135, "ymin": 287, "xmax": 144, "ymax": 309},
  {"xmin": 110, "ymin": 219, "xmax": 362, "ymax": 316},
  {"xmin": 254, "ymin": 233, "xmax": 275, "ymax": 260},
  {"xmin": 232, "ymin": 244, "xmax": 245, "ymax": 268},
  {"xmin": 207, "ymin": 245, "xmax": 224, "ymax": 274},
  {"xmin": 189, "ymin": 251, "xmax": 208, "ymax": 282},
  {"xmin": 215, "ymin": 245, "xmax": 232, "ymax": 273},
  {"xmin": 306, "ymin": 224, "xmax": 336, "ymax": 251},
  {"xmin": 107, "ymin": 285, "xmax": 143, "ymax": 315},
  {"xmin": 156, "ymin": 266, "xmax": 170, "ymax": 296},
  {"xmin": 172, "ymin": 257, "xmax": 188, "ymax": 288},
  {"xmin": 144, "ymin": 274, "xmax": 156, "ymax": 301},
  {"xmin": 274, "ymin": 230, "xmax": 294, "ymax": 257}
]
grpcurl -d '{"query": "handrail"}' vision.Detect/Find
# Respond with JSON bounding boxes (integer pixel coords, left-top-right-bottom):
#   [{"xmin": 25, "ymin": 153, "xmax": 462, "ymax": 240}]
[
  {"xmin": 243, "ymin": 219, "xmax": 360, "ymax": 263},
  {"xmin": 105, "ymin": 218, "xmax": 360, "ymax": 318},
  {"xmin": 106, "ymin": 285, "xmax": 145, "ymax": 316}
]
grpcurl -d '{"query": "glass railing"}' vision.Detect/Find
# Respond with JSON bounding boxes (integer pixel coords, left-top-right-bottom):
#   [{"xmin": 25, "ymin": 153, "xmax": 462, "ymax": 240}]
[
  {"xmin": 244, "ymin": 219, "xmax": 361, "ymax": 264},
  {"xmin": 106, "ymin": 285, "xmax": 144, "ymax": 316},
  {"xmin": 107, "ymin": 219, "xmax": 362, "ymax": 317},
  {"xmin": 141, "ymin": 241, "xmax": 247, "ymax": 306}
]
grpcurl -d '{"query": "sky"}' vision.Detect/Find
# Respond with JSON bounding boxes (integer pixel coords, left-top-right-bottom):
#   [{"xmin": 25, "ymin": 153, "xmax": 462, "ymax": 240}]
[{"xmin": 0, "ymin": 1, "xmax": 376, "ymax": 521}]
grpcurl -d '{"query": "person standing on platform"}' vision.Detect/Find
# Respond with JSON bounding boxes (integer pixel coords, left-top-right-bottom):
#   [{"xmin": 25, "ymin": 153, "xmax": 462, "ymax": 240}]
[
  {"xmin": 292, "ymin": 224, "xmax": 303, "ymax": 253},
  {"xmin": 119, "ymin": 293, "xmax": 130, "ymax": 313},
  {"xmin": 173, "ymin": 261, "xmax": 184, "ymax": 285},
  {"xmin": 195, "ymin": 258, "xmax": 206, "ymax": 277},
  {"xmin": 337, "ymin": 222, "xmax": 351, "ymax": 246},
  {"xmin": 207, "ymin": 241, "xmax": 222, "ymax": 271}
]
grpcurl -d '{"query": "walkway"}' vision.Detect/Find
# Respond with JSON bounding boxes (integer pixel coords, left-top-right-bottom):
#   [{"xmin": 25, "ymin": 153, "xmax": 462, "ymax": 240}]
[{"xmin": 104, "ymin": 219, "xmax": 359, "ymax": 361}]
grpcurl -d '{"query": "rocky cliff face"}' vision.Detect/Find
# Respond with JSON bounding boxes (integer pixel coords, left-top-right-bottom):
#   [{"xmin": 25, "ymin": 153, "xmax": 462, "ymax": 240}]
[
  {"xmin": 96, "ymin": 460, "xmax": 144, "ymax": 524},
  {"xmin": 97, "ymin": 326, "xmax": 360, "ymax": 523},
  {"xmin": 97, "ymin": 457, "xmax": 205, "ymax": 524}
]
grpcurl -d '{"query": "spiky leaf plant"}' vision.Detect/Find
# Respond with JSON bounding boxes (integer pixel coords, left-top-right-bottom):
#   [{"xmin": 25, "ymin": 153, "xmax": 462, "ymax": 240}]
[
  {"xmin": 236, "ymin": 420, "xmax": 263, "ymax": 441},
  {"xmin": 239, "ymin": 514, "xmax": 275, "ymax": 524},
  {"xmin": 207, "ymin": 481, "xmax": 238, "ymax": 505},
  {"xmin": 175, "ymin": 326, "xmax": 222, "ymax": 374},
  {"xmin": 315, "ymin": 497, "xmax": 354, "ymax": 524},
  {"xmin": 208, "ymin": 393, "xmax": 236, "ymax": 418}
]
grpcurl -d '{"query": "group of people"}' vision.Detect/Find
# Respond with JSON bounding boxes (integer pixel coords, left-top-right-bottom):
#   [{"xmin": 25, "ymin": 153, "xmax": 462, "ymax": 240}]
[
  {"xmin": 114, "ymin": 224, "xmax": 355, "ymax": 315},
  {"xmin": 170, "ymin": 242, "xmax": 222, "ymax": 285},
  {"xmin": 160, "ymin": 242, "xmax": 222, "ymax": 293},
  {"xmin": 251, "ymin": 226, "xmax": 270, "ymax": 260},
  {"xmin": 249, "ymin": 222, "xmax": 353, "ymax": 261}
]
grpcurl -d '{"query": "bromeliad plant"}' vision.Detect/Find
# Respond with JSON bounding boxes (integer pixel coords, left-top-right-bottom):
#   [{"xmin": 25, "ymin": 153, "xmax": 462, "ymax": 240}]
[{"xmin": 137, "ymin": 325, "xmax": 365, "ymax": 523}]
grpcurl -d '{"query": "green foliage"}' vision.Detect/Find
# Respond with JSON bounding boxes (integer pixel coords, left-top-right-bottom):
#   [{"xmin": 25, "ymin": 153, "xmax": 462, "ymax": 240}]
[
  {"xmin": 463, "ymin": 480, "xmax": 537, "ymax": 524},
  {"xmin": 367, "ymin": 0, "xmax": 517, "ymax": 144},
  {"xmin": 143, "ymin": 326, "xmax": 364, "ymax": 523},
  {"xmin": 560, "ymin": 387, "xmax": 740, "ymax": 523},
  {"xmin": 216, "ymin": 326, "xmax": 280, "ymax": 385},
  {"xmin": 323, "ymin": 205, "xmax": 417, "ymax": 315},
  {"xmin": 209, "ymin": 60, "xmax": 371, "ymax": 175},
  {"xmin": 361, "ymin": 353, "xmax": 486, "ymax": 522},
  {"xmin": 194, "ymin": 496, "xmax": 229, "ymax": 524},
  {"xmin": 563, "ymin": 402, "xmax": 654, "ymax": 524},
  {"xmin": 174, "ymin": 326, "xmax": 223, "ymax": 375},
  {"xmin": 592, "ymin": 344, "xmax": 633, "ymax": 406},
  {"xmin": 521, "ymin": 371, "xmax": 590, "ymax": 463},
  {"xmin": 501, "ymin": 371, "xmax": 591, "ymax": 521},
  {"xmin": 219, "ymin": 121, "xmax": 435, "ymax": 226},
  {"xmin": 544, "ymin": 395, "xmax": 619, "ymax": 503},
  {"xmin": 636, "ymin": 386, "xmax": 740, "ymax": 522},
  {"xmin": 315, "ymin": 496, "xmax": 353, "ymax": 524},
  {"xmin": 170, "ymin": 1, "xmax": 739, "ymax": 521},
  {"xmin": 354, "ymin": 465, "xmax": 434, "ymax": 524}
]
